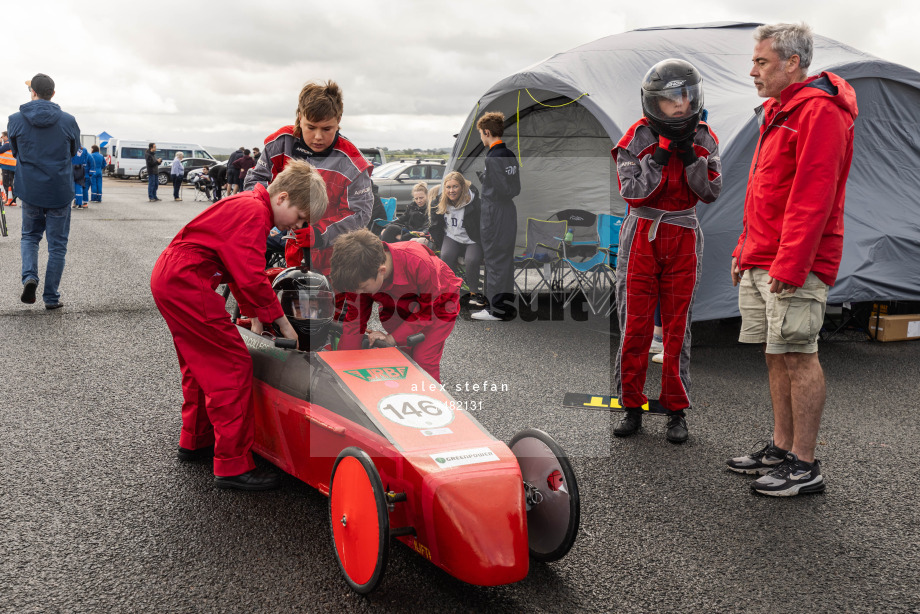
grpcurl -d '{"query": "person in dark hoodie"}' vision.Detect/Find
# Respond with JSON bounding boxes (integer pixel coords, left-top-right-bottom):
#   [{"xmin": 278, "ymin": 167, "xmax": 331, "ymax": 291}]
[
  {"xmin": 728, "ymin": 22, "xmax": 858, "ymax": 497},
  {"xmin": 7, "ymin": 73, "xmax": 81, "ymax": 310},
  {"xmin": 380, "ymin": 181, "xmax": 431, "ymax": 243}
]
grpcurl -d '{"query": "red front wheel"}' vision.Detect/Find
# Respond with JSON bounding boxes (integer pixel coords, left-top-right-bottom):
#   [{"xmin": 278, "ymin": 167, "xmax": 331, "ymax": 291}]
[{"xmin": 328, "ymin": 447, "xmax": 389, "ymax": 594}]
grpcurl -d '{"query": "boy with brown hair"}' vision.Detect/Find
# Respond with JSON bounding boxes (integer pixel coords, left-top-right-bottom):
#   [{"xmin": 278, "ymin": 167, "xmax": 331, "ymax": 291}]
[
  {"xmin": 245, "ymin": 80, "xmax": 373, "ymax": 275},
  {"xmin": 151, "ymin": 160, "xmax": 327, "ymax": 491},
  {"xmin": 472, "ymin": 111, "xmax": 520, "ymax": 321},
  {"xmin": 331, "ymin": 229, "xmax": 462, "ymax": 383}
]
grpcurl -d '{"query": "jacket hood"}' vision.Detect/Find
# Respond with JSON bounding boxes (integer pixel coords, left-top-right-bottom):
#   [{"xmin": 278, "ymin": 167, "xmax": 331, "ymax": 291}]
[
  {"xmin": 775, "ymin": 72, "xmax": 859, "ymax": 119},
  {"xmin": 19, "ymin": 99, "xmax": 64, "ymax": 128}
]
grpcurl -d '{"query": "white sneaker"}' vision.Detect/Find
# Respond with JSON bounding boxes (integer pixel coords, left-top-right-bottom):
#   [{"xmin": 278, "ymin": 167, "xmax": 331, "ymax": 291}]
[
  {"xmin": 651, "ymin": 352, "xmax": 663, "ymax": 364},
  {"xmin": 649, "ymin": 338, "xmax": 664, "ymax": 353},
  {"xmin": 471, "ymin": 309, "xmax": 502, "ymax": 321}
]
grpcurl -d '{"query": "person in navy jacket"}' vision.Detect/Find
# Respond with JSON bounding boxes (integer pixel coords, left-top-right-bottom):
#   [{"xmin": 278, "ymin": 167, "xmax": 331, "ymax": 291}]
[{"xmin": 7, "ymin": 73, "xmax": 80, "ymax": 309}]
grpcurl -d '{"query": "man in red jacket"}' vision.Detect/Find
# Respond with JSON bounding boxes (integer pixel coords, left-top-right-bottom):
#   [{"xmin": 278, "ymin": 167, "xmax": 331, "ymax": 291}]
[
  {"xmin": 727, "ymin": 23, "xmax": 858, "ymax": 496},
  {"xmin": 151, "ymin": 160, "xmax": 327, "ymax": 490}
]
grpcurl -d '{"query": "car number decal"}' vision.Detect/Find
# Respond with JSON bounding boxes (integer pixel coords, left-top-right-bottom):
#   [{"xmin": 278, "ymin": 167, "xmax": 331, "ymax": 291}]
[{"xmin": 378, "ymin": 393, "xmax": 454, "ymax": 429}]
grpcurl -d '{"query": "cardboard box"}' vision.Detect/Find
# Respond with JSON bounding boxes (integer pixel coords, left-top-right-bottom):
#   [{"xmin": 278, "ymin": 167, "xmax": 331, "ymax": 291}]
[{"xmin": 869, "ymin": 313, "xmax": 920, "ymax": 342}]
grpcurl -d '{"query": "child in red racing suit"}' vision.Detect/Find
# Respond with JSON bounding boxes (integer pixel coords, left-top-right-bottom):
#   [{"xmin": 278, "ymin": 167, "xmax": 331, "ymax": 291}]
[
  {"xmin": 243, "ymin": 80, "xmax": 373, "ymax": 276},
  {"xmin": 330, "ymin": 229, "xmax": 462, "ymax": 384},
  {"xmin": 150, "ymin": 161, "xmax": 327, "ymax": 490},
  {"xmin": 611, "ymin": 59, "xmax": 722, "ymax": 443}
]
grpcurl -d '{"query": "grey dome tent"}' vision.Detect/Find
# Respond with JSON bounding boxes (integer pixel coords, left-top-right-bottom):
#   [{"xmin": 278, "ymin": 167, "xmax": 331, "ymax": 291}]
[{"xmin": 447, "ymin": 22, "xmax": 920, "ymax": 321}]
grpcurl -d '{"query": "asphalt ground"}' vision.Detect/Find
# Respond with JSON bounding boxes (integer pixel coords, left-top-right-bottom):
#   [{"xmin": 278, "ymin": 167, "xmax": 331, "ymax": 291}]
[{"xmin": 1, "ymin": 178, "xmax": 918, "ymax": 613}]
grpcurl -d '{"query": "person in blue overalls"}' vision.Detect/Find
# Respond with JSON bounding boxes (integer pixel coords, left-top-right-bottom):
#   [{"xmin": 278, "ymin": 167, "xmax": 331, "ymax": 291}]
[
  {"xmin": 72, "ymin": 146, "xmax": 90, "ymax": 209},
  {"xmin": 89, "ymin": 145, "xmax": 106, "ymax": 202}
]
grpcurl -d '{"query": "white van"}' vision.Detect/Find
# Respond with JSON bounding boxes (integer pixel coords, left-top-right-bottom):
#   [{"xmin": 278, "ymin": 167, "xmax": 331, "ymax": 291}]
[{"xmin": 106, "ymin": 139, "xmax": 215, "ymax": 179}]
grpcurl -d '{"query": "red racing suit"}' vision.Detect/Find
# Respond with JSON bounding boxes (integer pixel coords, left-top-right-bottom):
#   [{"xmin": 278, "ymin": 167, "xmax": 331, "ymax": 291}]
[
  {"xmin": 339, "ymin": 241, "xmax": 462, "ymax": 383},
  {"xmin": 732, "ymin": 72, "xmax": 858, "ymax": 287},
  {"xmin": 150, "ymin": 184, "xmax": 284, "ymax": 477},
  {"xmin": 244, "ymin": 128, "xmax": 373, "ymax": 275},
  {"xmin": 612, "ymin": 119, "xmax": 721, "ymax": 412}
]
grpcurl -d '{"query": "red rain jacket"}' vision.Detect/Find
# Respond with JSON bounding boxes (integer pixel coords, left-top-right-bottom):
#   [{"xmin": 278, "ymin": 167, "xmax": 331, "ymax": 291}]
[{"xmin": 733, "ymin": 72, "xmax": 858, "ymax": 287}]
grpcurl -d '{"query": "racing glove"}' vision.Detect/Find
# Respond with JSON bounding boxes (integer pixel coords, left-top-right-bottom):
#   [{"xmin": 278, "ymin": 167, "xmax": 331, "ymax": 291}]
[
  {"xmin": 651, "ymin": 136, "xmax": 672, "ymax": 166},
  {"xmin": 673, "ymin": 138, "xmax": 698, "ymax": 167}
]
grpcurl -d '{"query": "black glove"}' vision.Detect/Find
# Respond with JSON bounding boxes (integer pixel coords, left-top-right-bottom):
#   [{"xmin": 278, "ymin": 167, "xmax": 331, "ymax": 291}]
[
  {"xmin": 674, "ymin": 139, "xmax": 698, "ymax": 167},
  {"xmin": 475, "ymin": 170, "xmax": 485, "ymax": 183},
  {"xmin": 312, "ymin": 230, "xmax": 326, "ymax": 250},
  {"xmin": 651, "ymin": 147, "xmax": 671, "ymax": 166}
]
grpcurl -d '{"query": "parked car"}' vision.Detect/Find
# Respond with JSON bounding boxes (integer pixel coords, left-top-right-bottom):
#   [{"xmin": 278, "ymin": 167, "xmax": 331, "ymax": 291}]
[
  {"xmin": 140, "ymin": 157, "xmax": 217, "ymax": 185},
  {"xmin": 360, "ymin": 147, "xmax": 387, "ymax": 167},
  {"xmin": 372, "ymin": 159, "xmax": 447, "ymax": 208}
]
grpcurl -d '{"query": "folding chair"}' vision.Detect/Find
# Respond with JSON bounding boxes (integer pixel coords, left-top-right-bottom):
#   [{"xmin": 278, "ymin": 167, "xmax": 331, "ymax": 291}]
[
  {"xmin": 192, "ymin": 177, "xmax": 212, "ymax": 202},
  {"xmin": 513, "ymin": 218, "xmax": 567, "ymax": 307},
  {"xmin": 554, "ymin": 213, "xmax": 623, "ymax": 316},
  {"xmin": 551, "ymin": 209, "xmax": 599, "ymax": 260},
  {"xmin": 598, "ymin": 214, "xmax": 623, "ymax": 316},
  {"xmin": 373, "ymin": 197, "xmax": 397, "ymax": 228}
]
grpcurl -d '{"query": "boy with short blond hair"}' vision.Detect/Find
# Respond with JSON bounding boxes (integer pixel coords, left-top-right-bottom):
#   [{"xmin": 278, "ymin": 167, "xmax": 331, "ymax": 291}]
[
  {"xmin": 151, "ymin": 159, "xmax": 327, "ymax": 491},
  {"xmin": 381, "ymin": 181, "xmax": 430, "ymax": 243},
  {"xmin": 331, "ymin": 229, "xmax": 461, "ymax": 383},
  {"xmin": 245, "ymin": 79, "xmax": 373, "ymax": 275},
  {"xmin": 472, "ymin": 110, "xmax": 520, "ymax": 322}
]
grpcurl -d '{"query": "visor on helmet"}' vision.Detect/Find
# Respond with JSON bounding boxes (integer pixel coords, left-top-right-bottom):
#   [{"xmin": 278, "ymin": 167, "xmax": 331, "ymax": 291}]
[
  {"xmin": 278, "ymin": 289, "xmax": 335, "ymax": 324},
  {"xmin": 642, "ymin": 83, "xmax": 703, "ymax": 124}
]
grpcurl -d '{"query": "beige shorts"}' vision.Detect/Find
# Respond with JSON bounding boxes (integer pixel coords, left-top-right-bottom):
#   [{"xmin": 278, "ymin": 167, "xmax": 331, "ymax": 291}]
[{"xmin": 738, "ymin": 268, "xmax": 828, "ymax": 354}]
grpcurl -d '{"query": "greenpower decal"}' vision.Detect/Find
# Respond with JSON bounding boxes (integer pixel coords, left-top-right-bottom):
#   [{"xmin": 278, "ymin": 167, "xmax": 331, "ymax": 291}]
[{"xmin": 344, "ymin": 367, "xmax": 409, "ymax": 382}]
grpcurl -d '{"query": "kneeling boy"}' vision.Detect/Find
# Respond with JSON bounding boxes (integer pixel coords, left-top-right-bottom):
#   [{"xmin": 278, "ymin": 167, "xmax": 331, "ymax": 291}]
[
  {"xmin": 331, "ymin": 229, "xmax": 461, "ymax": 383},
  {"xmin": 151, "ymin": 160, "xmax": 328, "ymax": 490}
]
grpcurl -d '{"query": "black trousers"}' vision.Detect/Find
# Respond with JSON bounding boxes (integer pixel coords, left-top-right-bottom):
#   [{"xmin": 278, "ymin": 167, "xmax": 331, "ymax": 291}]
[{"xmin": 480, "ymin": 200, "xmax": 517, "ymax": 317}]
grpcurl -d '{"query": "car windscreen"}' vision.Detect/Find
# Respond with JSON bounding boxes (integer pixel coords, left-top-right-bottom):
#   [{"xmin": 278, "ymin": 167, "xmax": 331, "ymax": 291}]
[{"xmin": 372, "ymin": 164, "xmax": 407, "ymax": 179}]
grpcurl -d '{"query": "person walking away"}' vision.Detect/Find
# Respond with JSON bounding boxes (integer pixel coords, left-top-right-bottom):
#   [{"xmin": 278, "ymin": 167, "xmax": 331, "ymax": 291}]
[
  {"xmin": 0, "ymin": 131, "xmax": 17, "ymax": 205},
  {"xmin": 89, "ymin": 144, "xmax": 105, "ymax": 202},
  {"xmin": 231, "ymin": 149, "xmax": 255, "ymax": 194},
  {"xmin": 727, "ymin": 23, "xmax": 858, "ymax": 496},
  {"xmin": 171, "ymin": 152, "xmax": 185, "ymax": 201},
  {"xmin": 471, "ymin": 111, "xmax": 520, "ymax": 322},
  {"xmin": 72, "ymin": 145, "xmax": 90, "ymax": 209},
  {"xmin": 145, "ymin": 143, "xmax": 161, "ymax": 201},
  {"xmin": 8, "ymin": 73, "xmax": 81, "ymax": 309},
  {"xmin": 611, "ymin": 58, "xmax": 722, "ymax": 443},
  {"xmin": 226, "ymin": 146, "xmax": 244, "ymax": 195}
]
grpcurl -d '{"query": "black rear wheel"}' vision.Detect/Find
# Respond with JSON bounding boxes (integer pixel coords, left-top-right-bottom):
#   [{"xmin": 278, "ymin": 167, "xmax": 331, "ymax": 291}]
[{"xmin": 509, "ymin": 428, "xmax": 580, "ymax": 562}]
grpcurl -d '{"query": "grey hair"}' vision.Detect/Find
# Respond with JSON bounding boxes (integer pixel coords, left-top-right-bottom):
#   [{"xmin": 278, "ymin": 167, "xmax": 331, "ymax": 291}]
[{"xmin": 755, "ymin": 22, "xmax": 813, "ymax": 72}]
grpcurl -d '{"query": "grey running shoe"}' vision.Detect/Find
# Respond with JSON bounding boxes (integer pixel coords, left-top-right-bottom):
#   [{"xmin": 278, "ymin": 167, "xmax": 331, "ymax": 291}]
[
  {"xmin": 751, "ymin": 452, "xmax": 825, "ymax": 496},
  {"xmin": 727, "ymin": 440, "xmax": 787, "ymax": 475}
]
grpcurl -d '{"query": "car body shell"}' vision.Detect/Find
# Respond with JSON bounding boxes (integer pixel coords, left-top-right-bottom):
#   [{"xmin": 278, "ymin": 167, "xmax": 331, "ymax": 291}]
[{"xmin": 241, "ymin": 328, "xmax": 530, "ymax": 586}]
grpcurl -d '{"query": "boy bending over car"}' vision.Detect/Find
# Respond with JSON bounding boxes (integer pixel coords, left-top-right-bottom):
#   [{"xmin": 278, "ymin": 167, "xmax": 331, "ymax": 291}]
[
  {"xmin": 330, "ymin": 229, "xmax": 462, "ymax": 383},
  {"xmin": 151, "ymin": 160, "xmax": 327, "ymax": 491}
]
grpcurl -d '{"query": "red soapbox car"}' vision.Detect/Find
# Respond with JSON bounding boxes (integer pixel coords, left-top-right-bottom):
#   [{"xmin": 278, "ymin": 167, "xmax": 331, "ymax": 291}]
[{"xmin": 236, "ymin": 316, "xmax": 580, "ymax": 593}]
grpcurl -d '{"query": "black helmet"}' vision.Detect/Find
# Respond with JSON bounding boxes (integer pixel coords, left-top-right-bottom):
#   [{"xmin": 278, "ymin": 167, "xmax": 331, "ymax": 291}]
[
  {"xmin": 272, "ymin": 267, "xmax": 335, "ymax": 351},
  {"xmin": 641, "ymin": 59, "xmax": 704, "ymax": 141}
]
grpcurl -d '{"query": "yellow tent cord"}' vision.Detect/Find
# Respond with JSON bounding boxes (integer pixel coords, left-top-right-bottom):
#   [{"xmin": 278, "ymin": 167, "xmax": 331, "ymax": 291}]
[
  {"xmin": 458, "ymin": 101, "xmax": 480, "ymax": 159},
  {"xmin": 525, "ymin": 88, "xmax": 588, "ymax": 107},
  {"xmin": 516, "ymin": 90, "xmax": 522, "ymax": 167}
]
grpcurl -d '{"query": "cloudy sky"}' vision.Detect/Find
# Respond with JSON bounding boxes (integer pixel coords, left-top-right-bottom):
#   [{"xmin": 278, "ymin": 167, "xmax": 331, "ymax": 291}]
[{"xmin": 4, "ymin": 0, "xmax": 919, "ymax": 152}]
